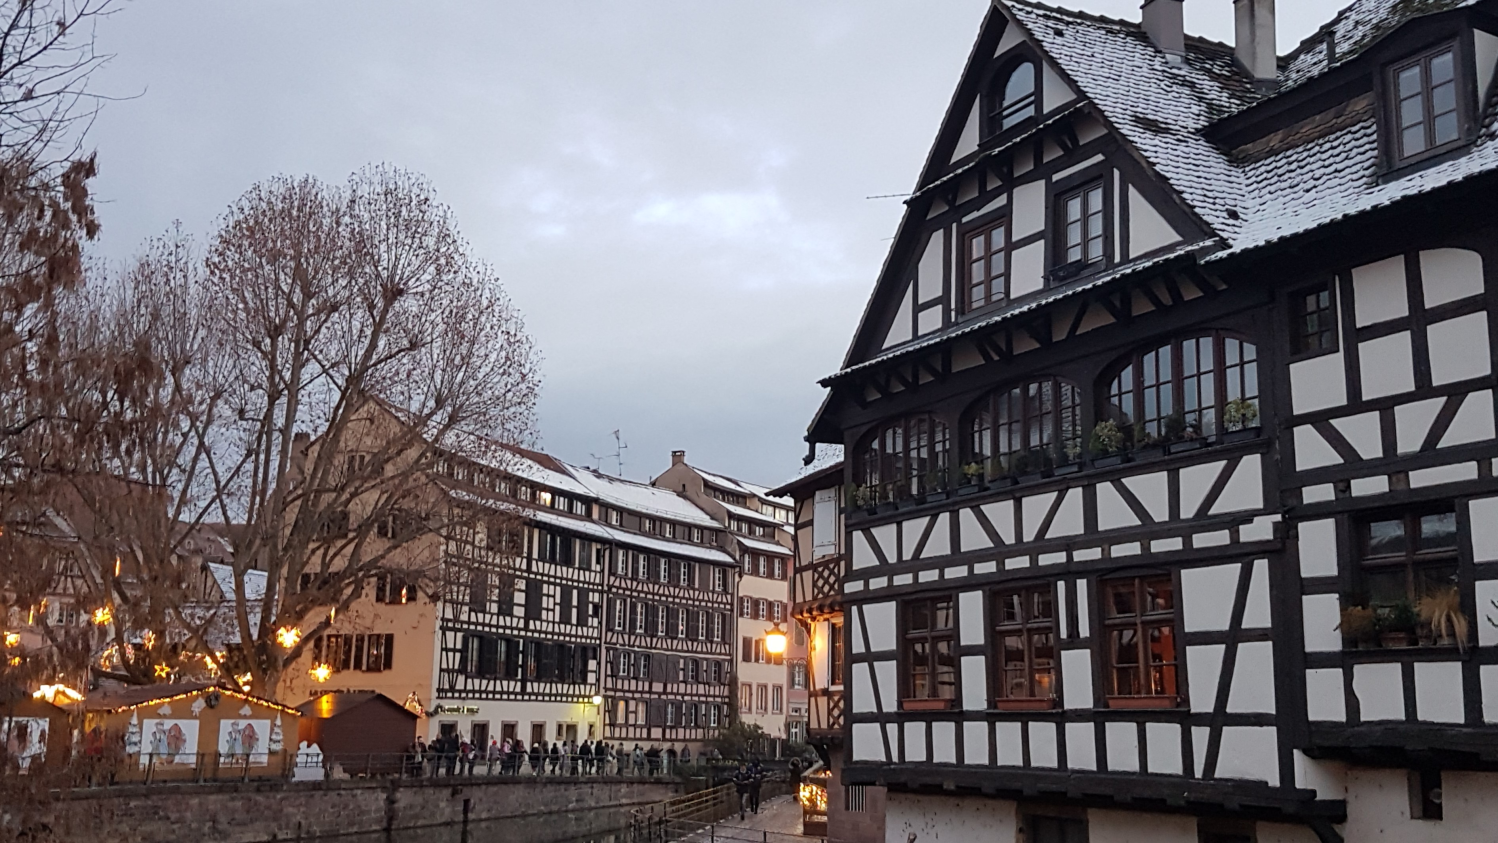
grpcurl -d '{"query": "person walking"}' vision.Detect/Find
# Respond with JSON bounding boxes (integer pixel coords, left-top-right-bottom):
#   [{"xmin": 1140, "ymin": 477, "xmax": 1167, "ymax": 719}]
[
  {"xmin": 549, "ymin": 741, "xmax": 561, "ymax": 775},
  {"xmin": 733, "ymin": 763, "xmax": 752, "ymax": 820},
  {"xmin": 631, "ymin": 744, "xmax": 644, "ymax": 776},
  {"xmin": 529, "ymin": 741, "xmax": 542, "ymax": 776},
  {"xmin": 748, "ymin": 759, "xmax": 764, "ymax": 815},
  {"xmin": 579, "ymin": 739, "xmax": 594, "ymax": 775}
]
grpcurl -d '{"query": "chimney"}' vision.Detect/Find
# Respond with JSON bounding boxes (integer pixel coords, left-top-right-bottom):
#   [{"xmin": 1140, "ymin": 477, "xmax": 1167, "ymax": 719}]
[
  {"xmin": 1142, "ymin": 0, "xmax": 1184, "ymax": 59},
  {"xmin": 1234, "ymin": 0, "xmax": 1277, "ymax": 83},
  {"xmin": 671, "ymin": 450, "xmax": 686, "ymax": 466}
]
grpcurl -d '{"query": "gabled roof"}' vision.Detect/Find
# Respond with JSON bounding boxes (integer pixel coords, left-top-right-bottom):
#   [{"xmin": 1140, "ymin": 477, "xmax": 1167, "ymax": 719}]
[
  {"xmin": 564, "ymin": 465, "xmax": 722, "ymax": 529},
  {"xmin": 1005, "ymin": 1, "xmax": 1260, "ymax": 239},
  {"xmin": 1280, "ymin": 0, "xmax": 1482, "ymax": 90},
  {"xmin": 297, "ymin": 691, "xmax": 416, "ymax": 720}
]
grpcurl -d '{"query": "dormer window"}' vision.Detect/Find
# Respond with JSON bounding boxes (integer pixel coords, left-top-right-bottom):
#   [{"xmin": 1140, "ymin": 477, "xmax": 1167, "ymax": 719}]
[
  {"xmin": 1388, "ymin": 43, "xmax": 1462, "ymax": 165},
  {"xmin": 986, "ymin": 61, "xmax": 1037, "ymax": 137}
]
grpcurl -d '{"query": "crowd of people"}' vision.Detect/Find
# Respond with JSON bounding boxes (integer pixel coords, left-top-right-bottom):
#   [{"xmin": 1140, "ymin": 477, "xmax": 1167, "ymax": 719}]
[{"xmin": 403, "ymin": 734, "xmax": 716, "ymax": 778}]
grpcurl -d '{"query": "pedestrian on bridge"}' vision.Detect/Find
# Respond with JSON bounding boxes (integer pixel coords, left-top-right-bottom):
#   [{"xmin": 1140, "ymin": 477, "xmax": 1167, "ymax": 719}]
[
  {"xmin": 733, "ymin": 763, "xmax": 751, "ymax": 820},
  {"xmin": 631, "ymin": 744, "xmax": 644, "ymax": 776},
  {"xmin": 529, "ymin": 741, "xmax": 542, "ymax": 775}
]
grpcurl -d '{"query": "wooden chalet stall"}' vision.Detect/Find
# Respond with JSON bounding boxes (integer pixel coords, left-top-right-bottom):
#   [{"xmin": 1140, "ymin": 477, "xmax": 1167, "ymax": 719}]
[
  {"xmin": 296, "ymin": 691, "xmax": 418, "ymax": 776},
  {"xmin": 83, "ymin": 683, "xmax": 298, "ymax": 781},
  {"xmin": 0, "ymin": 694, "xmax": 73, "ymax": 774}
]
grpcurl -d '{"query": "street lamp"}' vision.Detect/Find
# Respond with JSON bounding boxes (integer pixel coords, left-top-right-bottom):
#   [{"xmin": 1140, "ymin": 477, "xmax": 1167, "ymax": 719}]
[{"xmin": 765, "ymin": 621, "xmax": 788, "ymax": 656}]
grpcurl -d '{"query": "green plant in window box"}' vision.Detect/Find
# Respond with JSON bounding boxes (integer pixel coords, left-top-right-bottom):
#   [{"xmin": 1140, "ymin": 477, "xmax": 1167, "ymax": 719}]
[
  {"xmin": 1224, "ymin": 397, "xmax": 1260, "ymax": 432},
  {"xmin": 1378, "ymin": 599, "xmax": 1418, "ymax": 648},
  {"xmin": 1090, "ymin": 420, "xmax": 1126, "ymax": 460},
  {"xmin": 1418, "ymin": 587, "xmax": 1468, "ymax": 651},
  {"xmin": 1337, "ymin": 605, "xmax": 1377, "ymax": 648},
  {"xmin": 959, "ymin": 462, "xmax": 985, "ymax": 490}
]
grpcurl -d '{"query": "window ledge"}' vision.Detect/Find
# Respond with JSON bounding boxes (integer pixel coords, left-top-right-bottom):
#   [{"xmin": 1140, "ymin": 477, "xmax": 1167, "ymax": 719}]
[
  {"xmin": 992, "ymin": 698, "xmax": 1057, "ymax": 711},
  {"xmin": 1105, "ymin": 696, "xmax": 1181, "ymax": 710},
  {"xmin": 901, "ymin": 698, "xmax": 954, "ymax": 712}
]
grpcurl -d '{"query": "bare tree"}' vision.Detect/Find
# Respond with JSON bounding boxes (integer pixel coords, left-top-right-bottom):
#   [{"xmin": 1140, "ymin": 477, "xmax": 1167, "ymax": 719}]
[{"xmin": 57, "ymin": 167, "xmax": 542, "ymax": 697}]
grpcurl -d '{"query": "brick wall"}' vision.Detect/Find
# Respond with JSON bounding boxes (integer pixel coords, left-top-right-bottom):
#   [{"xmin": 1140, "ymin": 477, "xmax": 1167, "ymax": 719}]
[{"xmin": 43, "ymin": 777, "xmax": 679, "ymax": 843}]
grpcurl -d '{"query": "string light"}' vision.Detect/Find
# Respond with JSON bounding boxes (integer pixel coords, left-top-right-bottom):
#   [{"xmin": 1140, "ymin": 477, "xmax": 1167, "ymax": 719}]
[
  {"xmin": 309, "ymin": 663, "xmax": 332, "ymax": 683},
  {"xmin": 34, "ymin": 684, "xmax": 83, "ymax": 704},
  {"xmin": 89, "ymin": 683, "xmax": 301, "ymax": 716},
  {"xmin": 235, "ymin": 673, "xmax": 253, "ymax": 692},
  {"xmin": 275, "ymin": 626, "xmax": 302, "ymax": 648},
  {"xmin": 92, "ymin": 606, "xmax": 112, "ymax": 626},
  {"xmin": 153, "ymin": 664, "xmax": 172, "ymax": 678},
  {"xmin": 2, "ymin": 632, "xmax": 18, "ymax": 648}
]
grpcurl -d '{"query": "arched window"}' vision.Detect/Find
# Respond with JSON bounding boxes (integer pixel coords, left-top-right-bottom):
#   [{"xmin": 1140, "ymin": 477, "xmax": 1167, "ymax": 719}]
[
  {"xmin": 857, "ymin": 415, "xmax": 950, "ymax": 503},
  {"xmin": 1103, "ymin": 333, "xmax": 1259, "ymax": 443},
  {"xmin": 987, "ymin": 61, "xmax": 1037, "ymax": 135},
  {"xmin": 963, "ymin": 378, "xmax": 1083, "ymax": 479}
]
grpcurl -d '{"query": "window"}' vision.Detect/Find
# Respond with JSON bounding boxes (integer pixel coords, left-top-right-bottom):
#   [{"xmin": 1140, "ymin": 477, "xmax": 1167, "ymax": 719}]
[
  {"xmin": 756, "ymin": 684, "xmax": 769, "ymax": 713},
  {"xmin": 1104, "ymin": 333, "xmax": 1259, "ymax": 442},
  {"xmin": 1027, "ymin": 815, "xmax": 1087, "ymax": 843},
  {"xmin": 1390, "ymin": 44, "xmax": 1460, "ymax": 163},
  {"xmin": 830, "ymin": 620, "xmax": 845, "ymax": 685},
  {"xmin": 712, "ymin": 613, "xmax": 725, "ymax": 642},
  {"xmin": 772, "ymin": 601, "xmax": 784, "ymax": 623},
  {"xmin": 792, "ymin": 662, "xmax": 807, "ymax": 690},
  {"xmin": 1103, "ymin": 576, "xmax": 1179, "ymax": 706},
  {"xmin": 756, "ymin": 599, "xmax": 767, "ymax": 621},
  {"xmin": 986, "ymin": 60, "xmax": 1036, "ymax": 135},
  {"xmin": 903, "ymin": 597, "xmax": 955, "ymax": 706},
  {"xmin": 742, "ymin": 555, "xmax": 754, "ymax": 576},
  {"xmin": 1360, "ymin": 508, "xmax": 1458, "ymax": 609},
  {"xmin": 857, "ymin": 414, "xmax": 950, "ymax": 504},
  {"xmin": 1058, "ymin": 181, "xmax": 1106, "ymax": 268},
  {"xmin": 740, "ymin": 596, "xmax": 752, "ymax": 618},
  {"xmin": 714, "ymin": 567, "xmax": 728, "ymax": 592},
  {"xmin": 964, "ymin": 220, "xmax": 1009, "ymax": 311},
  {"xmin": 964, "ymin": 377, "xmax": 1083, "ymax": 479},
  {"xmin": 772, "ymin": 685, "xmax": 783, "ymax": 714},
  {"xmin": 772, "ymin": 558, "xmax": 785, "ymax": 580},
  {"xmin": 993, "ymin": 586, "xmax": 1056, "ymax": 704},
  {"xmin": 740, "ymin": 682, "xmax": 753, "ymax": 712},
  {"xmin": 687, "ymin": 658, "xmax": 700, "ymax": 683},
  {"xmin": 1291, "ymin": 283, "xmax": 1336, "ymax": 355}
]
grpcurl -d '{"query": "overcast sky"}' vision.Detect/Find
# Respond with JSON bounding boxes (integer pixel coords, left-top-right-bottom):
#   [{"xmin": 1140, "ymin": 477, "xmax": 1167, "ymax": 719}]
[{"xmin": 85, "ymin": 0, "xmax": 1350, "ymax": 488}]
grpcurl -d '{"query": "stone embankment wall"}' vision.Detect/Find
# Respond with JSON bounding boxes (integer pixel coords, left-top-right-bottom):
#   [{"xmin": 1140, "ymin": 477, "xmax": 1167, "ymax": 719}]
[{"xmin": 45, "ymin": 776, "xmax": 679, "ymax": 843}]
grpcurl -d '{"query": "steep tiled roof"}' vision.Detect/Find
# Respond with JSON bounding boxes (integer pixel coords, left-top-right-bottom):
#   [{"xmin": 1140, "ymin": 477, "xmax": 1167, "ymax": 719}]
[
  {"xmin": 1007, "ymin": 1, "xmax": 1261, "ymax": 239},
  {"xmin": 1281, "ymin": 0, "xmax": 1481, "ymax": 89}
]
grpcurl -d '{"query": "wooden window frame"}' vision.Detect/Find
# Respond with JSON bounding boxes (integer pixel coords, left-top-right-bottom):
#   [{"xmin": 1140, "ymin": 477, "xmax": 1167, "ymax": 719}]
[
  {"xmin": 962, "ymin": 218, "xmax": 1011, "ymax": 313},
  {"xmin": 964, "ymin": 377, "xmax": 1084, "ymax": 479},
  {"xmin": 1384, "ymin": 40, "xmax": 1468, "ymax": 169},
  {"xmin": 1356, "ymin": 506, "xmax": 1460, "ymax": 610},
  {"xmin": 1053, "ymin": 178, "xmax": 1109, "ymax": 278},
  {"xmin": 992, "ymin": 584, "xmax": 1058, "ymax": 710},
  {"xmin": 1288, "ymin": 280, "xmax": 1338, "ymax": 360},
  {"xmin": 857, "ymin": 414, "xmax": 951, "ymax": 504},
  {"xmin": 1103, "ymin": 331, "xmax": 1260, "ymax": 443},
  {"xmin": 1102, "ymin": 575, "xmax": 1182, "ymax": 708},
  {"xmin": 901, "ymin": 595, "xmax": 956, "ymax": 710},
  {"xmin": 982, "ymin": 57, "xmax": 1039, "ymax": 140}
]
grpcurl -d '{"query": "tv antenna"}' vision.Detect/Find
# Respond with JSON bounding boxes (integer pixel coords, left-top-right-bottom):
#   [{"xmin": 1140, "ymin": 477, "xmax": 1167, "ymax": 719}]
[{"xmin": 591, "ymin": 430, "xmax": 628, "ymax": 477}]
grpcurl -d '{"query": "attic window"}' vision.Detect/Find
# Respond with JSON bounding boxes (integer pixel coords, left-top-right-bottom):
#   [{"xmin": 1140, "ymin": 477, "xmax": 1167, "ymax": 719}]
[
  {"xmin": 986, "ymin": 61, "xmax": 1037, "ymax": 136},
  {"xmin": 1389, "ymin": 43, "xmax": 1462, "ymax": 164}
]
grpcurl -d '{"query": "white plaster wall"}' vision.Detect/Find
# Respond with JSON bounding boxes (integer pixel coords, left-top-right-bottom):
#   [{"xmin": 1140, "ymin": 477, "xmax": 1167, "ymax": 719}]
[
  {"xmin": 1216, "ymin": 726, "xmax": 1278, "ymax": 785},
  {"xmin": 1302, "ymin": 593, "xmax": 1342, "ymax": 652},
  {"xmin": 964, "ymin": 721, "xmax": 989, "ymax": 765},
  {"xmin": 1145, "ymin": 722, "xmax": 1182, "ymax": 775},
  {"xmin": 864, "ymin": 602, "xmax": 897, "ymax": 652},
  {"xmin": 1359, "ymin": 332, "xmax": 1416, "ymax": 399},
  {"xmin": 1428, "ymin": 311, "xmax": 1491, "ymax": 385},
  {"xmin": 884, "ymin": 792, "xmax": 1018, "ymax": 843},
  {"xmin": 1010, "ymin": 240, "xmax": 1046, "ymax": 298},
  {"xmin": 1414, "ymin": 661, "xmax": 1464, "ymax": 723},
  {"xmin": 883, "ymin": 283, "xmax": 913, "ymax": 350},
  {"xmin": 1062, "ymin": 649, "xmax": 1093, "ymax": 710},
  {"xmin": 1343, "ymin": 768, "xmax": 1498, "ymax": 843},
  {"xmin": 1257, "ymin": 822, "xmax": 1322, "ymax": 843},
  {"xmin": 1331, "ymin": 411, "xmax": 1382, "ymax": 459},
  {"xmin": 1227, "ymin": 641, "xmax": 1276, "ymax": 714},
  {"xmin": 1290, "ymin": 351, "xmax": 1347, "ymax": 414},
  {"xmin": 1470, "ymin": 496, "xmax": 1498, "ymax": 562},
  {"xmin": 1394, "ymin": 395, "xmax": 1445, "ymax": 454},
  {"xmin": 1420, "ymin": 247, "xmax": 1485, "ymax": 308},
  {"xmin": 1294, "ymin": 425, "xmax": 1343, "ymax": 470},
  {"xmin": 1442, "ymin": 391, "xmax": 1496, "ymax": 447},
  {"xmin": 951, "ymin": 101, "xmax": 981, "ymax": 161},
  {"xmin": 1181, "ymin": 564, "xmax": 1239, "ymax": 632},
  {"xmin": 1306, "ymin": 668, "xmax": 1347, "ymax": 722},
  {"xmin": 1188, "ymin": 645, "xmax": 1224, "ymax": 714},
  {"xmin": 1012, "ymin": 179, "xmax": 1047, "ymax": 238},
  {"xmin": 1352, "ymin": 255, "xmax": 1409, "ymax": 325},
  {"xmin": 1353, "ymin": 662, "xmax": 1405, "ymax": 721},
  {"xmin": 1127, "ymin": 185, "xmax": 1180, "ymax": 257},
  {"xmin": 1067, "ymin": 722, "xmax": 1096, "ymax": 770},
  {"xmin": 852, "ymin": 722, "xmax": 884, "ymax": 761},
  {"xmin": 1105, "ymin": 721, "xmax": 1139, "ymax": 772},
  {"xmin": 1041, "ymin": 61, "xmax": 1075, "ymax": 111},
  {"xmin": 1088, "ymin": 809, "xmax": 1197, "ymax": 843}
]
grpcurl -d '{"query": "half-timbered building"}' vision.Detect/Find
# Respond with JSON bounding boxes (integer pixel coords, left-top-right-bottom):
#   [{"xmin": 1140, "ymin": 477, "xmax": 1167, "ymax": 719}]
[
  {"xmin": 654, "ymin": 451, "xmax": 798, "ymax": 740},
  {"xmin": 804, "ymin": 1, "xmax": 1498, "ymax": 841},
  {"xmin": 572, "ymin": 466, "xmax": 738, "ymax": 749}
]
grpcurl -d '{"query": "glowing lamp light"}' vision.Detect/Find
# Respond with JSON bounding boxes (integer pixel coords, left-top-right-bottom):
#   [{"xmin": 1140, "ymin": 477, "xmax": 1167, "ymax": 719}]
[
  {"xmin": 275, "ymin": 626, "xmax": 302, "ymax": 648},
  {"xmin": 590, "ymin": 694, "xmax": 604, "ymax": 706},
  {"xmin": 310, "ymin": 663, "xmax": 333, "ymax": 683},
  {"xmin": 34, "ymin": 684, "xmax": 83, "ymax": 704},
  {"xmin": 235, "ymin": 673, "xmax": 253, "ymax": 692},
  {"xmin": 2, "ymin": 632, "xmax": 18, "ymax": 648},
  {"xmin": 92, "ymin": 606, "xmax": 112, "ymax": 626},
  {"xmin": 765, "ymin": 622, "xmax": 788, "ymax": 656}
]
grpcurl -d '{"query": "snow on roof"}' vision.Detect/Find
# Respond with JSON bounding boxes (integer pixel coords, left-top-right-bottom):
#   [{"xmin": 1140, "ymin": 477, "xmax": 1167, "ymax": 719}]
[
  {"xmin": 565, "ymin": 464, "xmax": 721, "ymax": 529},
  {"xmin": 522, "ymin": 503, "xmax": 619, "ymax": 544},
  {"xmin": 693, "ymin": 467, "xmax": 792, "ymax": 508},
  {"xmin": 768, "ymin": 445, "xmax": 845, "ymax": 498},
  {"xmin": 734, "ymin": 534, "xmax": 792, "ymax": 557},
  {"xmin": 206, "ymin": 562, "xmax": 267, "ymax": 604},
  {"xmin": 1280, "ymin": 0, "xmax": 1480, "ymax": 90},
  {"xmin": 719, "ymin": 499, "xmax": 787, "ymax": 528},
  {"xmin": 612, "ymin": 530, "xmax": 737, "ymax": 566},
  {"xmin": 1007, "ymin": 1, "xmax": 1260, "ymax": 239}
]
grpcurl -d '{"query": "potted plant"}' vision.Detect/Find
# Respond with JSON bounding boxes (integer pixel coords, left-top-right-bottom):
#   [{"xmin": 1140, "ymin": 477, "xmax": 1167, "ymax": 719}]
[
  {"xmin": 1090, "ymin": 420, "xmax": 1128, "ymax": 468},
  {"xmin": 1163, "ymin": 413, "xmax": 1205, "ymax": 453},
  {"xmin": 958, "ymin": 463, "xmax": 984, "ymax": 494},
  {"xmin": 1378, "ymin": 600, "xmax": 1418, "ymax": 648},
  {"xmin": 1018, "ymin": 449, "xmax": 1051, "ymax": 484},
  {"xmin": 1131, "ymin": 423, "xmax": 1163, "ymax": 460},
  {"xmin": 1223, "ymin": 397, "xmax": 1261, "ymax": 442},
  {"xmin": 1337, "ymin": 605, "xmax": 1377, "ymax": 649},
  {"xmin": 922, "ymin": 469, "xmax": 949, "ymax": 503},
  {"xmin": 1418, "ymin": 587, "xmax": 1469, "ymax": 651},
  {"xmin": 1054, "ymin": 442, "xmax": 1083, "ymax": 476}
]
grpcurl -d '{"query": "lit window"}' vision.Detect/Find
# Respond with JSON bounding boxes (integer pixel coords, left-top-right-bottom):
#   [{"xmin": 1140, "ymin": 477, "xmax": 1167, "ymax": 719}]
[
  {"xmin": 1103, "ymin": 577, "xmax": 1179, "ymax": 705},
  {"xmin": 993, "ymin": 586, "xmax": 1056, "ymax": 703}
]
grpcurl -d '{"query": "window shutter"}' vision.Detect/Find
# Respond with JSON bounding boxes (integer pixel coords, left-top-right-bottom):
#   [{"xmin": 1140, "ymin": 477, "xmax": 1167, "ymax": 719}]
[
  {"xmin": 559, "ymin": 586, "xmax": 574, "ymax": 624},
  {"xmin": 352, "ymin": 634, "xmax": 367, "ymax": 671},
  {"xmin": 383, "ymin": 633, "xmax": 395, "ymax": 670},
  {"xmin": 628, "ymin": 601, "xmax": 639, "ymax": 632},
  {"xmin": 687, "ymin": 610, "xmax": 700, "ymax": 640},
  {"xmin": 525, "ymin": 579, "xmax": 542, "ymax": 619},
  {"xmin": 742, "ymin": 636, "xmax": 753, "ymax": 662}
]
